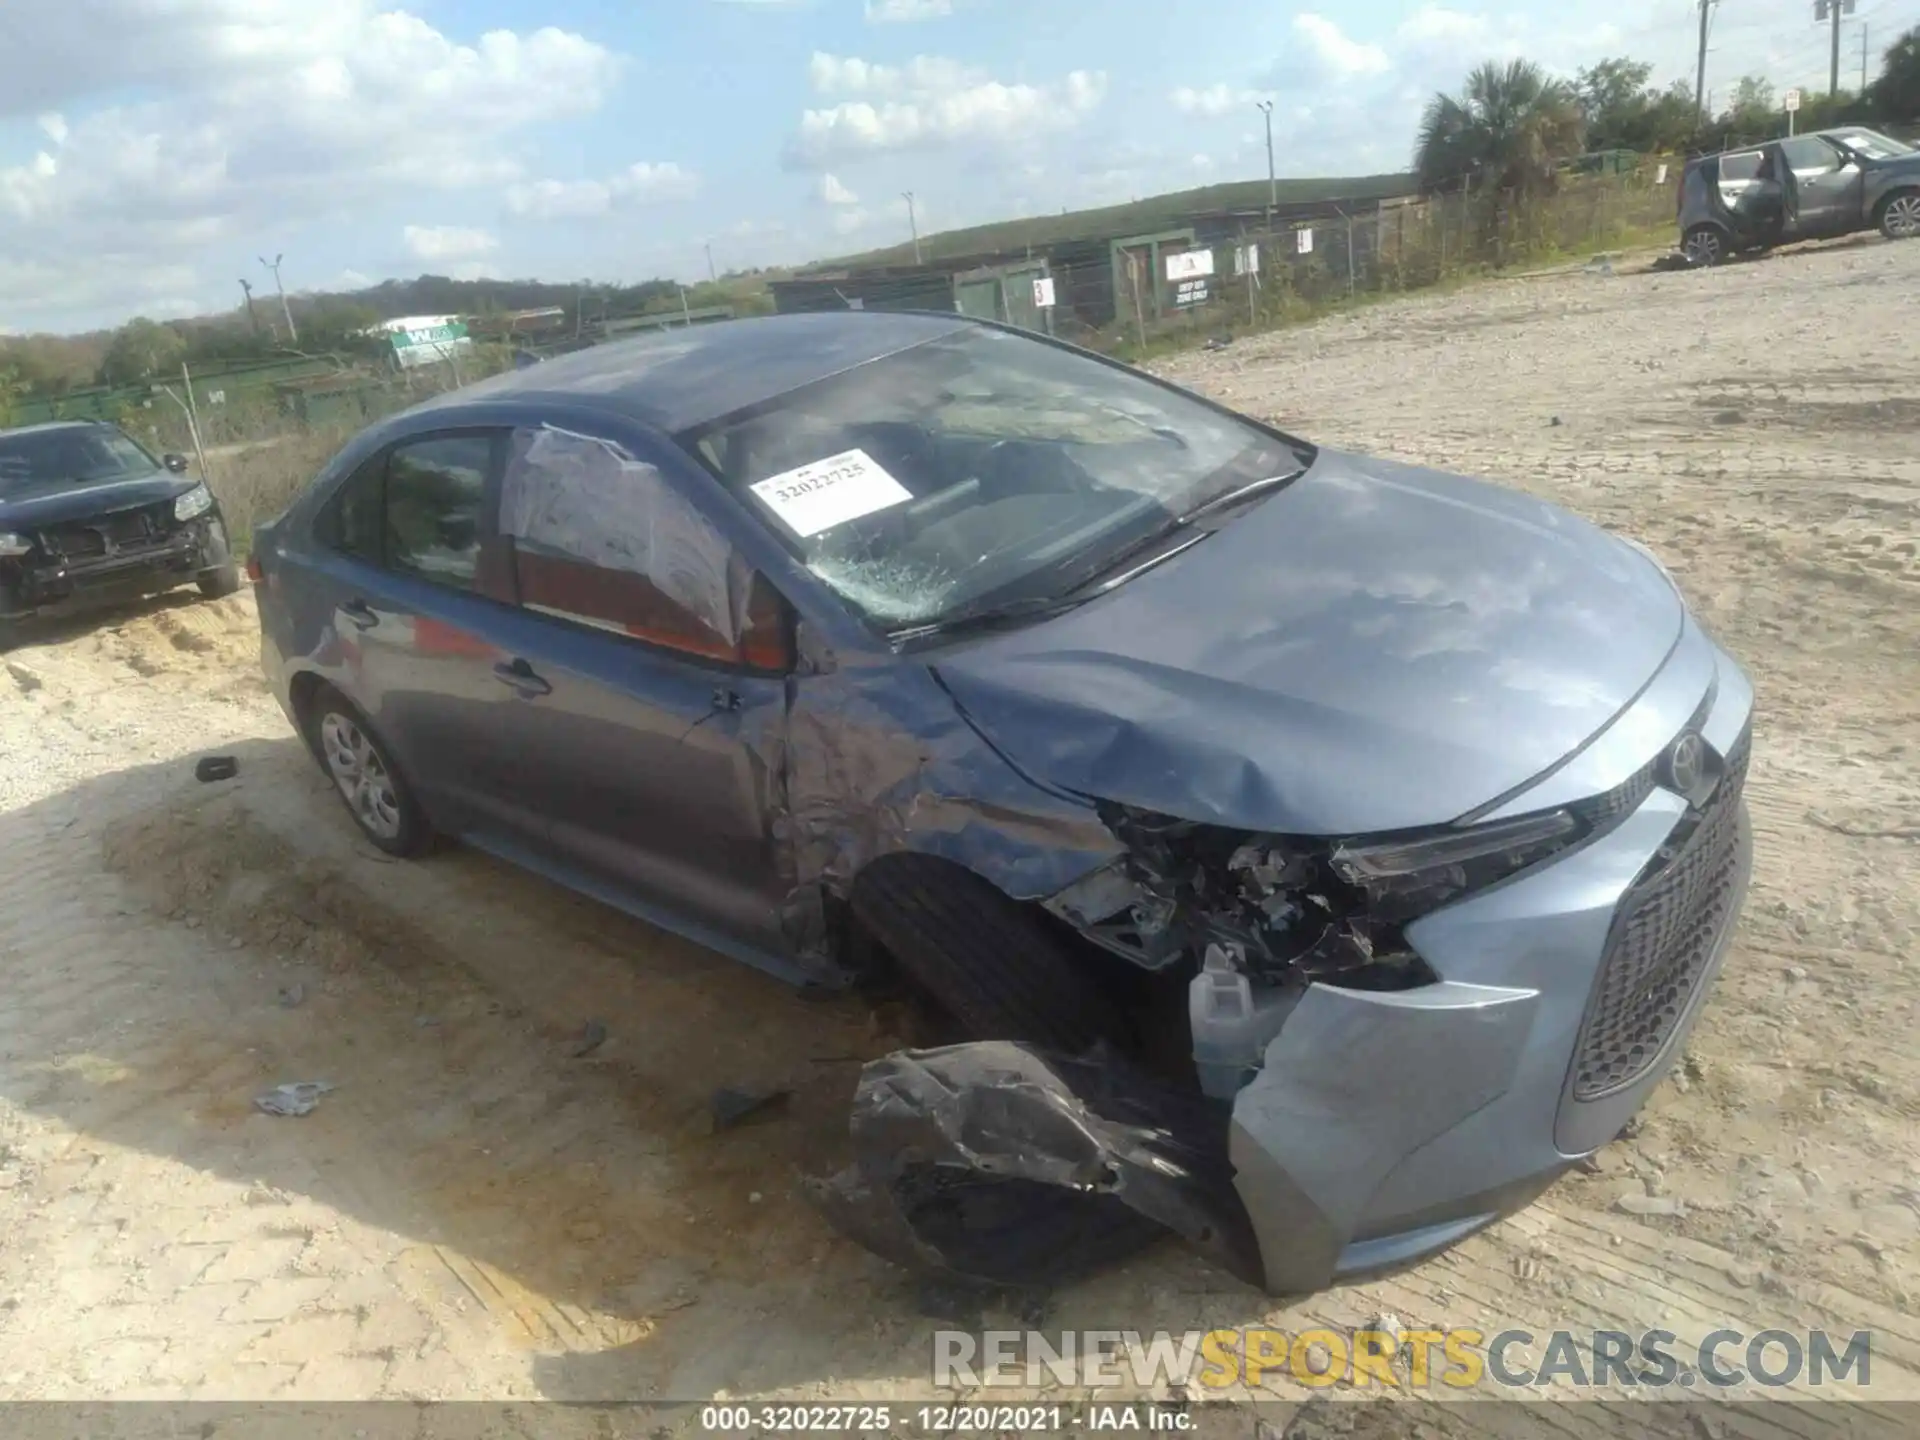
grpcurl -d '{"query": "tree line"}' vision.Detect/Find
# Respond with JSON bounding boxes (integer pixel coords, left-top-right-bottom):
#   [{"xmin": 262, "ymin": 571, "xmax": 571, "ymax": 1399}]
[
  {"xmin": 0, "ymin": 271, "xmax": 762, "ymax": 407},
  {"xmin": 1416, "ymin": 26, "xmax": 1920, "ymax": 194}
]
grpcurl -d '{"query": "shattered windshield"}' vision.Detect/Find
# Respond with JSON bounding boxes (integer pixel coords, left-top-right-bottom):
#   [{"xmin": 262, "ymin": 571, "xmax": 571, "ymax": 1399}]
[
  {"xmin": 0, "ymin": 427, "xmax": 160, "ymax": 496},
  {"xmin": 683, "ymin": 327, "xmax": 1300, "ymax": 631},
  {"xmin": 1830, "ymin": 130, "xmax": 1913, "ymax": 161}
]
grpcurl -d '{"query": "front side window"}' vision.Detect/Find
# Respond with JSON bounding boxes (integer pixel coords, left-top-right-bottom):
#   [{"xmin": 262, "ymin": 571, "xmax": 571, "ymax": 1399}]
[
  {"xmin": 1779, "ymin": 136, "xmax": 1841, "ymax": 175},
  {"xmin": 0, "ymin": 426, "xmax": 158, "ymax": 495},
  {"xmin": 683, "ymin": 327, "xmax": 1302, "ymax": 632},
  {"xmin": 383, "ymin": 435, "xmax": 493, "ymax": 590},
  {"xmin": 500, "ymin": 425, "xmax": 788, "ymax": 668}
]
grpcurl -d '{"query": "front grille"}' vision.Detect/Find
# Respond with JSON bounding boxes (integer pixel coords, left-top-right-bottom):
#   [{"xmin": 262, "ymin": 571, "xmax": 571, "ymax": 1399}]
[
  {"xmin": 1571, "ymin": 728, "xmax": 1750, "ymax": 1100},
  {"xmin": 40, "ymin": 504, "xmax": 170, "ymax": 560}
]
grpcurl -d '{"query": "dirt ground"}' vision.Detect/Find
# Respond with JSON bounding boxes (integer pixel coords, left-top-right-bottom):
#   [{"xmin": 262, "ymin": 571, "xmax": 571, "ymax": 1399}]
[{"xmin": 1, "ymin": 238, "xmax": 1917, "ymax": 1425}]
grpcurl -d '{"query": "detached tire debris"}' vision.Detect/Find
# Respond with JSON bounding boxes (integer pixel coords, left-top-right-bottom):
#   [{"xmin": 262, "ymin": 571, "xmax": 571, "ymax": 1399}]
[{"xmin": 806, "ymin": 1041, "xmax": 1266, "ymax": 1291}]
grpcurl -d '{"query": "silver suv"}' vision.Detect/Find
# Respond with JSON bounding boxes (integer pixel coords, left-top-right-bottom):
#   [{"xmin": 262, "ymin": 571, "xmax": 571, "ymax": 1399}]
[{"xmin": 1678, "ymin": 127, "xmax": 1920, "ymax": 264}]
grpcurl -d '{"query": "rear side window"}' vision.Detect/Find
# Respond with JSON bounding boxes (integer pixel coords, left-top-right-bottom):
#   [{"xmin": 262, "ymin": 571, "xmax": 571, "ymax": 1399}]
[
  {"xmin": 313, "ymin": 433, "xmax": 503, "ymax": 596},
  {"xmin": 1718, "ymin": 151, "xmax": 1762, "ymax": 184},
  {"xmin": 499, "ymin": 425, "xmax": 790, "ymax": 669},
  {"xmin": 384, "ymin": 436, "xmax": 494, "ymax": 590}
]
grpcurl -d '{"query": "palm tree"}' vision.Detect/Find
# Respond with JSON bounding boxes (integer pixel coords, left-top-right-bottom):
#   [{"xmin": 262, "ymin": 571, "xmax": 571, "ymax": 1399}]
[{"xmin": 1415, "ymin": 59, "xmax": 1586, "ymax": 195}]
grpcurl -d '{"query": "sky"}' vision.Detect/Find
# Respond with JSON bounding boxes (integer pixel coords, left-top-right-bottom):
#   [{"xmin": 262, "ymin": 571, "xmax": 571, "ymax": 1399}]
[{"xmin": 0, "ymin": 0, "xmax": 1906, "ymax": 334}]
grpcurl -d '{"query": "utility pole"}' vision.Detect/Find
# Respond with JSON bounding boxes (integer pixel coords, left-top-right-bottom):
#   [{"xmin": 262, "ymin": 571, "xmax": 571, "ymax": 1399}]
[
  {"xmin": 902, "ymin": 192, "xmax": 922, "ymax": 264},
  {"xmin": 237, "ymin": 278, "xmax": 258, "ymax": 335},
  {"xmin": 1255, "ymin": 100, "xmax": 1276, "ymax": 228},
  {"xmin": 1817, "ymin": 0, "xmax": 1855, "ymax": 98},
  {"xmin": 1694, "ymin": 0, "xmax": 1714, "ymax": 122},
  {"xmin": 258, "ymin": 253, "xmax": 297, "ymax": 345},
  {"xmin": 1861, "ymin": 24, "xmax": 1870, "ymax": 92},
  {"xmin": 704, "ymin": 241, "xmax": 717, "ymax": 284}
]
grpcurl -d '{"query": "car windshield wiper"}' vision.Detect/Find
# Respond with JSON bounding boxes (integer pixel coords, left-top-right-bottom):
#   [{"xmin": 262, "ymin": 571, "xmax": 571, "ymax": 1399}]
[
  {"xmin": 886, "ymin": 467, "xmax": 1302, "ymax": 646},
  {"xmin": 1175, "ymin": 466, "xmax": 1303, "ymax": 524}
]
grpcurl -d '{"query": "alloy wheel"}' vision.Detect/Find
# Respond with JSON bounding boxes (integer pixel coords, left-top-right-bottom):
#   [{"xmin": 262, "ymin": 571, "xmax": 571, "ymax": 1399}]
[
  {"xmin": 1883, "ymin": 194, "xmax": 1920, "ymax": 240},
  {"xmin": 1684, "ymin": 228, "xmax": 1724, "ymax": 266},
  {"xmin": 319, "ymin": 710, "xmax": 403, "ymax": 841}
]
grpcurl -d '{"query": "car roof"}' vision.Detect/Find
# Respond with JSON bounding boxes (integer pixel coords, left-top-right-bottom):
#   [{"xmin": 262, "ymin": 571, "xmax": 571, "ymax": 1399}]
[
  {"xmin": 412, "ymin": 309, "xmax": 978, "ymax": 434},
  {"xmin": 0, "ymin": 420, "xmax": 115, "ymax": 440}
]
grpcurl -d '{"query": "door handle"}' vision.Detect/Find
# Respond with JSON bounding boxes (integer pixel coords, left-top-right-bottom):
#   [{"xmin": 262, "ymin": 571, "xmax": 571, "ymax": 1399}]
[
  {"xmin": 341, "ymin": 599, "xmax": 378, "ymax": 631},
  {"xmin": 494, "ymin": 658, "xmax": 552, "ymax": 698}
]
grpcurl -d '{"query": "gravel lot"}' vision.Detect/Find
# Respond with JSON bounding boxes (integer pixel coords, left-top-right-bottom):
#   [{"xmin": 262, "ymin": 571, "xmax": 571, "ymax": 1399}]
[{"xmin": 1, "ymin": 238, "xmax": 1916, "ymax": 1426}]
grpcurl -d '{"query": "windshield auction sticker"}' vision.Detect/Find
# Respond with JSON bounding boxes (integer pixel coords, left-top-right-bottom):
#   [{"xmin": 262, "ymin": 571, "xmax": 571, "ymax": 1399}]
[{"xmin": 750, "ymin": 448, "xmax": 913, "ymax": 537}]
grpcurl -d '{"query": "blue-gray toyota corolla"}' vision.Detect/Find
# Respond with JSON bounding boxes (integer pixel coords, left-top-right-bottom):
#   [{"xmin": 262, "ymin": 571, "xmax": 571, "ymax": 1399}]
[{"xmin": 251, "ymin": 311, "xmax": 1753, "ymax": 1295}]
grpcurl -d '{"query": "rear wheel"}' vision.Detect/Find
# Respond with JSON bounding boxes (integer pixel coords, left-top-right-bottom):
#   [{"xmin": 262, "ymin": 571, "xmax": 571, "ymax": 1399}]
[
  {"xmin": 303, "ymin": 685, "xmax": 432, "ymax": 857},
  {"xmin": 1878, "ymin": 189, "xmax": 1920, "ymax": 241},
  {"xmin": 1683, "ymin": 225, "xmax": 1727, "ymax": 266}
]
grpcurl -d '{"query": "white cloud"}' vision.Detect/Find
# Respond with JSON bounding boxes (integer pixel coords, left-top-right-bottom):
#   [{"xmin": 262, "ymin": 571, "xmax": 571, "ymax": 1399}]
[
  {"xmin": 504, "ymin": 162, "xmax": 700, "ymax": 220},
  {"xmin": 401, "ymin": 225, "xmax": 499, "ymax": 262},
  {"xmin": 0, "ymin": 0, "xmax": 621, "ymax": 329},
  {"xmin": 791, "ymin": 52, "xmax": 1106, "ymax": 167},
  {"xmin": 1171, "ymin": 84, "xmax": 1268, "ymax": 117},
  {"xmin": 816, "ymin": 173, "xmax": 860, "ymax": 205},
  {"xmin": 864, "ymin": 0, "xmax": 953, "ymax": 21},
  {"xmin": 832, "ymin": 207, "xmax": 870, "ymax": 235}
]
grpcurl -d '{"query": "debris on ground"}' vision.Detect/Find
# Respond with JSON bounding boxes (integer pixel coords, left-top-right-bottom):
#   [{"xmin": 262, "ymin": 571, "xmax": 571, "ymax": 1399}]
[
  {"xmin": 571, "ymin": 1020, "xmax": 608, "ymax": 1057},
  {"xmin": 253, "ymin": 1081, "xmax": 335, "ymax": 1117},
  {"xmin": 277, "ymin": 983, "xmax": 306, "ymax": 1008},
  {"xmin": 806, "ymin": 1041, "xmax": 1265, "ymax": 1290},
  {"xmin": 710, "ymin": 1086, "xmax": 792, "ymax": 1132},
  {"xmin": 194, "ymin": 755, "xmax": 239, "ymax": 782},
  {"xmin": 1651, "ymin": 251, "xmax": 1697, "ymax": 272},
  {"xmin": 1615, "ymin": 1192, "xmax": 1687, "ymax": 1218}
]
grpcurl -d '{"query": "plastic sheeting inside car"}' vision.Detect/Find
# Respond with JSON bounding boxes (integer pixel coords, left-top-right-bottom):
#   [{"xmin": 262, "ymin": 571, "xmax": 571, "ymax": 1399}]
[{"xmin": 501, "ymin": 425, "xmax": 753, "ymax": 644}]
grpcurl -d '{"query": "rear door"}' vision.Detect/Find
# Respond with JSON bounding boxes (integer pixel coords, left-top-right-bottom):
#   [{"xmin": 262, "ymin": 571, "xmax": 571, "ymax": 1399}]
[
  {"xmin": 469, "ymin": 423, "xmax": 800, "ymax": 957},
  {"xmin": 304, "ymin": 428, "xmax": 552, "ymax": 842}
]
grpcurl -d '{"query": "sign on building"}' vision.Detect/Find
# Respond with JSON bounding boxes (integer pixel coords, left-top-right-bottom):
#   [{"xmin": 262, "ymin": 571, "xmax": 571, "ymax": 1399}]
[
  {"xmin": 380, "ymin": 316, "xmax": 474, "ymax": 371},
  {"xmin": 1173, "ymin": 278, "xmax": 1211, "ymax": 308},
  {"xmin": 1164, "ymin": 249, "xmax": 1215, "ymax": 282},
  {"xmin": 1032, "ymin": 276, "xmax": 1057, "ymax": 309},
  {"xmin": 1296, "ymin": 228, "xmax": 1314, "ymax": 255}
]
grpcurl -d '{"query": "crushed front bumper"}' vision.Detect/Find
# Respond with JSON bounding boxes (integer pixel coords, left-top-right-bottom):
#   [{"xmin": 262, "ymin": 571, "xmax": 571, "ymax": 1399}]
[
  {"xmin": 816, "ymin": 629, "xmax": 1755, "ymax": 1297},
  {"xmin": 0, "ymin": 514, "xmax": 230, "ymax": 620}
]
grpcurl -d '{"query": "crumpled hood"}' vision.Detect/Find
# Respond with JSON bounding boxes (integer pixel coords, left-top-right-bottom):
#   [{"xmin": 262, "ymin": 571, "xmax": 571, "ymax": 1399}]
[
  {"xmin": 0, "ymin": 472, "xmax": 195, "ymax": 531},
  {"xmin": 933, "ymin": 450, "xmax": 1685, "ymax": 836}
]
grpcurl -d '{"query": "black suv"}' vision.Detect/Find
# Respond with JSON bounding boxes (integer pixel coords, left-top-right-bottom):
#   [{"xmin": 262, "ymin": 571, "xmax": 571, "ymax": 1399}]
[{"xmin": 0, "ymin": 421, "xmax": 241, "ymax": 632}]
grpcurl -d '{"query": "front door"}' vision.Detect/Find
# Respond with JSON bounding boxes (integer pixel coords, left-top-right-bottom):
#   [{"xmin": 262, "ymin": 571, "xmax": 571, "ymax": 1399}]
[
  {"xmin": 475, "ymin": 423, "xmax": 798, "ymax": 960},
  {"xmin": 1779, "ymin": 135, "xmax": 1865, "ymax": 237}
]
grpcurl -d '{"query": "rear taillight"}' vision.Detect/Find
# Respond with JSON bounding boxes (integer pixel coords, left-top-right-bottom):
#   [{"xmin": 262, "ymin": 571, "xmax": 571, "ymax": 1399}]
[{"xmin": 245, "ymin": 555, "xmax": 264, "ymax": 584}]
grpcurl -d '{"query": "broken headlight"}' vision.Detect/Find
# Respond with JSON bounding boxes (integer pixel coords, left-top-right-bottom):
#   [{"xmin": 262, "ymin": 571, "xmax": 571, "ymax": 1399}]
[
  {"xmin": 1329, "ymin": 808, "xmax": 1579, "ymax": 920},
  {"xmin": 1058, "ymin": 803, "xmax": 1586, "ymax": 988}
]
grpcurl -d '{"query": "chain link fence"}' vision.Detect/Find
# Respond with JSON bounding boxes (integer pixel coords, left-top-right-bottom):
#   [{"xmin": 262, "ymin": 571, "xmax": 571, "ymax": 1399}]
[{"xmin": 1044, "ymin": 169, "xmax": 1681, "ymax": 356}]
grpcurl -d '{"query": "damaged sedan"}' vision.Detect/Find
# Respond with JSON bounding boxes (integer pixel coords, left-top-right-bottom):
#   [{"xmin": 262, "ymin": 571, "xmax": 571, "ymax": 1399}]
[
  {"xmin": 1, "ymin": 421, "xmax": 242, "ymax": 635},
  {"xmin": 250, "ymin": 311, "xmax": 1754, "ymax": 1296}
]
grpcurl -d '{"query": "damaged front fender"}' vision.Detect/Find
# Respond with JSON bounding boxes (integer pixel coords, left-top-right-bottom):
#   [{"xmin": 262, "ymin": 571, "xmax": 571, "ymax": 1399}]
[{"xmin": 807, "ymin": 1041, "xmax": 1266, "ymax": 1291}]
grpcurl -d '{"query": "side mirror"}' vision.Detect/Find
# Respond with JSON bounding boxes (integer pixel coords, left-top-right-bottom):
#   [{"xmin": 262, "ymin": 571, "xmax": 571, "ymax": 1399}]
[{"xmin": 163, "ymin": 453, "xmax": 190, "ymax": 474}]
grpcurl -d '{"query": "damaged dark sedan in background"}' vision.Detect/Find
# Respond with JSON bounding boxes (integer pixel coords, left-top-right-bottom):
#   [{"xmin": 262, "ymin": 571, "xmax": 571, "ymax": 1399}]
[
  {"xmin": 0, "ymin": 420, "xmax": 241, "ymax": 636},
  {"xmin": 250, "ymin": 311, "xmax": 1755, "ymax": 1297}
]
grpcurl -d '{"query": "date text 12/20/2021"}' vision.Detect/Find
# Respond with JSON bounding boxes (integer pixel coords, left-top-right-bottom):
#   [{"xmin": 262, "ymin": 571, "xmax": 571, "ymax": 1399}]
[{"xmin": 699, "ymin": 1404, "xmax": 1195, "ymax": 1432}]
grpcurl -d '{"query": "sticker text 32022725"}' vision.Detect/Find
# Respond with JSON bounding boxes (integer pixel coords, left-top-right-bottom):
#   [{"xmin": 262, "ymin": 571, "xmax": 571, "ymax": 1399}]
[{"xmin": 749, "ymin": 449, "xmax": 913, "ymax": 538}]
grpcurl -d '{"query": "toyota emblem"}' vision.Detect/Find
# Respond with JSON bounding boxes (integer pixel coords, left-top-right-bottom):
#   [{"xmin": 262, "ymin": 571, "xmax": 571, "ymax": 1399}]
[{"xmin": 1665, "ymin": 731, "xmax": 1707, "ymax": 795}]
